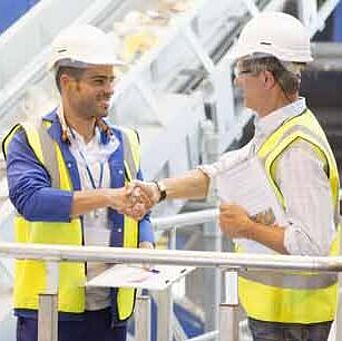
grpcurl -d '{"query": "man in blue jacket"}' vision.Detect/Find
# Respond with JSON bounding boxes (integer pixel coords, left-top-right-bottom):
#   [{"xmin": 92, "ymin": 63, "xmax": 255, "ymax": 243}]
[{"xmin": 2, "ymin": 24, "xmax": 154, "ymax": 341}]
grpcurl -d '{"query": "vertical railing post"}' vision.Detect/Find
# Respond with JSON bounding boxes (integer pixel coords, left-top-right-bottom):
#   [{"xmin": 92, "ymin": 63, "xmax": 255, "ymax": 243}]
[
  {"xmin": 38, "ymin": 261, "xmax": 59, "ymax": 341},
  {"xmin": 135, "ymin": 295, "xmax": 151, "ymax": 341},
  {"xmin": 156, "ymin": 227, "xmax": 176, "ymax": 341},
  {"xmin": 202, "ymin": 220, "xmax": 221, "ymax": 332},
  {"xmin": 155, "ymin": 289, "xmax": 173, "ymax": 341},
  {"xmin": 219, "ymin": 270, "xmax": 239, "ymax": 341}
]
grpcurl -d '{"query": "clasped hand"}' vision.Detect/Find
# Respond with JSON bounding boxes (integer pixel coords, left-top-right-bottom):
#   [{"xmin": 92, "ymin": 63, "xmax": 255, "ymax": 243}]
[{"xmin": 117, "ymin": 181, "xmax": 160, "ymax": 220}]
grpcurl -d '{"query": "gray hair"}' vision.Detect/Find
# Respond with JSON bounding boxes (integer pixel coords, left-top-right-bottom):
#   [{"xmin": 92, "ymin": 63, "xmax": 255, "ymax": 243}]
[{"xmin": 241, "ymin": 55, "xmax": 306, "ymax": 95}]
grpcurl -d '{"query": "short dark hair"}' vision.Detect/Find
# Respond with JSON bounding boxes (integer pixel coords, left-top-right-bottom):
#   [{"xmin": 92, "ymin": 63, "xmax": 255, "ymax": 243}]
[
  {"xmin": 241, "ymin": 56, "xmax": 305, "ymax": 95},
  {"xmin": 55, "ymin": 66, "xmax": 86, "ymax": 93}
]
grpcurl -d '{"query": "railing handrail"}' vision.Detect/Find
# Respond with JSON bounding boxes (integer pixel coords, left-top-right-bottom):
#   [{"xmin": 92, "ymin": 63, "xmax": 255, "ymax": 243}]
[
  {"xmin": 0, "ymin": 242, "xmax": 341, "ymax": 273},
  {"xmin": 151, "ymin": 208, "xmax": 218, "ymax": 231}
]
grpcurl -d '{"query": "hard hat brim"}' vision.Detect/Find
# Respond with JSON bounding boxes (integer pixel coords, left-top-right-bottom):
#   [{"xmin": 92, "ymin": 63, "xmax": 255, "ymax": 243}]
[
  {"xmin": 226, "ymin": 44, "xmax": 313, "ymax": 63},
  {"xmin": 48, "ymin": 57, "xmax": 126, "ymax": 71}
]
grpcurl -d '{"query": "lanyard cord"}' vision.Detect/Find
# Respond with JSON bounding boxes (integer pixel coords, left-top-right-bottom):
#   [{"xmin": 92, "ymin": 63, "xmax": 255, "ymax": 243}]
[
  {"xmin": 69, "ymin": 128, "xmax": 105, "ymax": 190},
  {"xmin": 84, "ymin": 159, "xmax": 104, "ymax": 190}
]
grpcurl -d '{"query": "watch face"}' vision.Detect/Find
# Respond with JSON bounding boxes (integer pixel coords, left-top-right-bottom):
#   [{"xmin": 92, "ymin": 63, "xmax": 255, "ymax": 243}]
[
  {"xmin": 158, "ymin": 181, "xmax": 166, "ymax": 192},
  {"xmin": 156, "ymin": 181, "xmax": 167, "ymax": 202}
]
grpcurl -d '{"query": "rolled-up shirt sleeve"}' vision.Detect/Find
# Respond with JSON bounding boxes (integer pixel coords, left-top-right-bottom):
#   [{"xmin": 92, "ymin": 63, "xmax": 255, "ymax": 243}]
[
  {"xmin": 6, "ymin": 129, "xmax": 73, "ymax": 222},
  {"xmin": 277, "ymin": 141, "xmax": 336, "ymax": 256},
  {"xmin": 198, "ymin": 141, "xmax": 253, "ymax": 197}
]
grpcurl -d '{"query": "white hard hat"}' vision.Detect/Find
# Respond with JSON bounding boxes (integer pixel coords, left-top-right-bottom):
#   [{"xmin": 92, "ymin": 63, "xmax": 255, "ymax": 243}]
[
  {"xmin": 48, "ymin": 24, "xmax": 124, "ymax": 70},
  {"xmin": 229, "ymin": 12, "xmax": 313, "ymax": 63}
]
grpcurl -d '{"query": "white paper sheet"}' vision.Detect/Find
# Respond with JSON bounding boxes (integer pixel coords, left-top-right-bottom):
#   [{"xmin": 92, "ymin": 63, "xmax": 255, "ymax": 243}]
[
  {"xmin": 216, "ymin": 156, "xmax": 286, "ymax": 225},
  {"xmin": 86, "ymin": 264, "xmax": 195, "ymax": 290}
]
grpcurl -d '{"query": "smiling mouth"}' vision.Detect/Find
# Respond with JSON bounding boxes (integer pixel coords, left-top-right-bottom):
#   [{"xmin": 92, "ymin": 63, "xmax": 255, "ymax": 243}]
[{"xmin": 99, "ymin": 100, "xmax": 111, "ymax": 108}]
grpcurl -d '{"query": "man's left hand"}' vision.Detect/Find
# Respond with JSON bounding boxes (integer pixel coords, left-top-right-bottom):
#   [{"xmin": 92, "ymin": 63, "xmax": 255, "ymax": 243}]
[
  {"xmin": 138, "ymin": 241, "xmax": 154, "ymax": 249},
  {"xmin": 219, "ymin": 203, "xmax": 254, "ymax": 239}
]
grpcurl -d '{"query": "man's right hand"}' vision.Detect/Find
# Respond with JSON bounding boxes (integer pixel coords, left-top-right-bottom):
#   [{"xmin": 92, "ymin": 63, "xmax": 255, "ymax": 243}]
[
  {"xmin": 106, "ymin": 183, "xmax": 158, "ymax": 220},
  {"xmin": 129, "ymin": 180, "xmax": 161, "ymax": 209}
]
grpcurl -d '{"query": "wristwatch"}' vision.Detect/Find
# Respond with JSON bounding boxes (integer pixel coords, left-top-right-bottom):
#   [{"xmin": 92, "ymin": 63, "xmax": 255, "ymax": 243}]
[{"xmin": 153, "ymin": 180, "xmax": 167, "ymax": 203}]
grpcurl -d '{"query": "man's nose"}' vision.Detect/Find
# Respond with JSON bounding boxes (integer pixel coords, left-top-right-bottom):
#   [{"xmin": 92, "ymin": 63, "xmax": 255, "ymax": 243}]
[
  {"xmin": 233, "ymin": 75, "xmax": 241, "ymax": 87},
  {"xmin": 104, "ymin": 80, "xmax": 115, "ymax": 95}
]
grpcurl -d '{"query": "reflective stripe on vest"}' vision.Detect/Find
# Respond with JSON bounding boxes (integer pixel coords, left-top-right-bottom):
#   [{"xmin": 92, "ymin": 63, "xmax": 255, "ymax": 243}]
[
  {"xmin": 239, "ymin": 270, "xmax": 337, "ymax": 289},
  {"xmin": 237, "ymin": 110, "xmax": 340, "ymax": 323},
  {"xmin": 38, "ymin": 123, "xmax": 60, "ymax": 188},
  {"xmin": 2, "ymin": 121, "xmax": 140, "ymax": 320},
  {"xmin": 121, "ymin": 127, "xmax": 139, "ymax": 180},
  {"xmin": 117, "ymin": 127, "xmax": 140, "ymax": 321}
]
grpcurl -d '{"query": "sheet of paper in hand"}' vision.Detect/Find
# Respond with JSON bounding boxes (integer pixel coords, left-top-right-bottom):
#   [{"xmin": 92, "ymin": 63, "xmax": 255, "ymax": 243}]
[
  {"xmin": 216, "ymin": 156, "xmax": 287, "ymax": 251},
  {"xmin": 86, "ymin": 264, "xmax": 195, "ymax": 290}
]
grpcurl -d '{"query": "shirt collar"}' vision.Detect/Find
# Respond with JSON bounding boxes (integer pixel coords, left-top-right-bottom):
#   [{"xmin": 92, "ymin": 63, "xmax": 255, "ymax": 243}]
[
  {"xmin": 44, "ymin": 104, "xmax": 117, "ymax": 146},
  {"xmin": 253, "ymin": 97, "xmax": 306, "ymax": 148},
  {"xmin": 69, "ymin": 125, "xmax": 100, "ymax": 148}
]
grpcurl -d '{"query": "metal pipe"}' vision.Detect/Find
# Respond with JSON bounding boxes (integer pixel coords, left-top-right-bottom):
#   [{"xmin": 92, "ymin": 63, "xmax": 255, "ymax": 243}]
[
  {"xmin": 224, "ymin": 272, "xmax": 238, "ymax": 306},
  {"xmin": 135, "ymin": 295, "xmax": 151, "ymax": 341},
  {"xmin": 187, "ymin": 331, "xmax": 219, "ymax": 341},
  {"xmin": 219, "ymin": 304, "xmax": 238, "ymax": 341},
  {"xmin": 155, "ymin": 290, "xmax": 173, "ymax": 341},
  {"xmin": 38, "ymin": 262, "xmax": 59, "ymax": 341},
  {"xmin": 0, "ymin": 242, "xmax": 342, "ymax": 273},
  {"xmin": 155, "ymin": 228, "xmax": 176, "ymax": 341},
  {"xmin": 169, "ymin": 227, "xmax": 177, "ymax": 250},
  {"xmin": 220, "ymin": 271, "xmax": 239, "ymax": 341},
  {"xmin": 38, "ymin": 294, "xmax": 58, "ymax": 341},
  {"xmin": 312, "ymin": 42, "xmax": 342, "ymax": 57},
  {"xmin": 151, "ymin": 209, "xmax": 218, "ymax": 231}
]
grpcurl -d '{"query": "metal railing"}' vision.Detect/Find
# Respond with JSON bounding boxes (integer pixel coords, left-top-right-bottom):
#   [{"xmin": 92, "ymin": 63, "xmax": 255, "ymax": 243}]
[
  {"xmin": 2, "ymin": 241, "xmax": 342, "ymax": 273},
  {"xmin": 1, "ymin": 241, "xmax": 342, "ymax": 341}
]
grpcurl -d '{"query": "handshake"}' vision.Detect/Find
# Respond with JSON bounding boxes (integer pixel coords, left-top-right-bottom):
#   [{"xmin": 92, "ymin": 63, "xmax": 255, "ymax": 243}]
[{"xmin": 114, "ymin": 181, "xmax": 164, "ymax": 220}]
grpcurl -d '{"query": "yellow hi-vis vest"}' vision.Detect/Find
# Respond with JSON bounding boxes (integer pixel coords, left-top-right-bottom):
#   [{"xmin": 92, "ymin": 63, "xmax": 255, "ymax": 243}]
[
  {"xmin": 237, "ymin": 109, "xmax": 340, "ymax": 323},
  {"xmin": 2, "ymin": 120, "xmax": 141, "ymax": 321}
]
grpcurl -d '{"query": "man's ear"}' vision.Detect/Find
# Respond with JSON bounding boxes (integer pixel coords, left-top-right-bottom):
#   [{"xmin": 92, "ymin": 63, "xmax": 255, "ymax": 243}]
[
  {"xmin": 263, "ymin": 70, "xmax": 277, "ymax": 90},
  {"xmin": 60, "ymin": 74, "xmax": 74, "ymax": 92}
]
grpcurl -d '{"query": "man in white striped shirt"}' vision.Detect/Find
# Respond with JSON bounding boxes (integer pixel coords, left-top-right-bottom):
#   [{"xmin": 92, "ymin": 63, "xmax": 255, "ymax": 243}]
[{"xmin": 132, "ymin": 12, "xmax": 339, "ymax": 341}]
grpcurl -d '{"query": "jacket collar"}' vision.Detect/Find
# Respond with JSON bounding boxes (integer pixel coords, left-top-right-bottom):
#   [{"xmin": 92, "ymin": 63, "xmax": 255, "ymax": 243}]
[{"xmin": 42, "ymin": 108, "xmax": 63, "ymax": 143}]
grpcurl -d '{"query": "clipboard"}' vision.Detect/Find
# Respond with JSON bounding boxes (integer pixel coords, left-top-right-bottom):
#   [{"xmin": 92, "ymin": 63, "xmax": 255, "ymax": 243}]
[{"xmin": 86, "ymin": 264, "xmax": 195, "ymax": 290}]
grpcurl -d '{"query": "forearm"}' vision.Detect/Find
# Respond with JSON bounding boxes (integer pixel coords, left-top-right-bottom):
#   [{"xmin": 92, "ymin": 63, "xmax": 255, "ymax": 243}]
[
  {"xmin": 219, "ymin": 203, "xmax": 289, "ymax": 254},
  {"xmin": 71, "ymin": 189, "xmax": 110, "ymax": 217},
  {"xmin": 71, "ymin": 188, "xmax": 127, "ymax": 217},
  {"xmin": 162, "ymin": 169, "xmax": 209, "ymax": 200},
  {"xmin": 246, "ymin": 222, "xmax": 288, "ymax": 254}
]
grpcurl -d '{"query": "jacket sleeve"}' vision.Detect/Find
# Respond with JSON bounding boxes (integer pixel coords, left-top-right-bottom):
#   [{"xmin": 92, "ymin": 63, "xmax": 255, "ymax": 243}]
[
  {"xmin": 136, "ymin": 163, "xmax": 155, "ymax": 244},
  {"xmin": 6, "ymin": 129, "xmax": 73, "ymax": 222}
]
